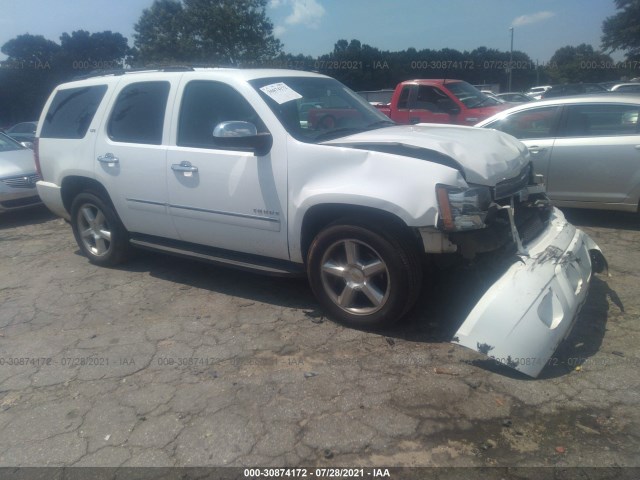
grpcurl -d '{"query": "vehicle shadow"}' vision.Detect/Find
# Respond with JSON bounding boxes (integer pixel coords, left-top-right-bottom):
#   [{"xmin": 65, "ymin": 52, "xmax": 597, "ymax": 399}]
[
  {"xmin": 105, "ymin": 245, "xmax": 618, "ymax": 381},
  {"xmin": 562, "ymin": 207, "xmax": 640, "ymax": 231},
  {"xmin": 0, "ymin": 205, "xmax": 56, "ymax": 230},
  {"xmin": 115, "ymin": 249, "xmax": 317, "ymax": 311}
]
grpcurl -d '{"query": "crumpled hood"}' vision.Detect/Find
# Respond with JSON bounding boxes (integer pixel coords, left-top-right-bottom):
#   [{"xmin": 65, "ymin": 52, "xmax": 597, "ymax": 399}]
[
  {"xmin": 323, "ymin": 124, "xmax": 529, "ymax": 186},
  {"xmin": 0, "ymin": 149, "xmax": 37, "ymax": 178}
]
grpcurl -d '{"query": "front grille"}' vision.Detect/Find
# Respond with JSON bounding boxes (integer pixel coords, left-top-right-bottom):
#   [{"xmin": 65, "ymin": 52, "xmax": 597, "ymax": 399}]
[
  {"xmin": 494, "ymin": 163, "xmax": 531, "ymax": 200},
  {"xmin": 1, "ymin": 173, "xmax": 40, "ymax": 189}
]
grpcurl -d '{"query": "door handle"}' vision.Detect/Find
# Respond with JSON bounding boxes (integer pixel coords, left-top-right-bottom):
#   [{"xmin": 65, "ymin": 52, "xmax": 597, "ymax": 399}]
[
  {"xmin": 97, "ymin": 153, "xmax": 119, "ymax": 164},
  {"xmin": 528, "ymin": 146, "xmax": 547, "ymax": 154},
  {"xmin": 171, "ymin": 161, "xmax": 198, "ymax": 173}
]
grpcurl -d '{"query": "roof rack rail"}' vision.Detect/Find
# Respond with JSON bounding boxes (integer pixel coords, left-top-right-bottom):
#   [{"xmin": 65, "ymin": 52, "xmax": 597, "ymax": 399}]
[{"xmin": 72, "ymin": 66, "xmax": 195, "ymax": 81}]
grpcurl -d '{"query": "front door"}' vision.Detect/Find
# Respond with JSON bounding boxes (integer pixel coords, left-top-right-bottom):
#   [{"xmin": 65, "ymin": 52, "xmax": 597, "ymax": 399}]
[{"xmin": 166, "ymin": 79, "xmax": 289, "ymax": 260}]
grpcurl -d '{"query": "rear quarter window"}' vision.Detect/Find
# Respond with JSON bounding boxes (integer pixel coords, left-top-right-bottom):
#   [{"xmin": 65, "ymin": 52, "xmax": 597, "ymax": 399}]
[{"xmin": 40, "ymin": 85, "xmax": 108, "ymax": 139}]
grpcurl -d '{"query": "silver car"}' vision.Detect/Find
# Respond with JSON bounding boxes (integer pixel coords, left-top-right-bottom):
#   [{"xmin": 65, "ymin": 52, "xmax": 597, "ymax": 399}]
[
  {"xmin": 476, "ymin": 95, "xmax": 640, "ymax": 212},
  {"xmin": 0, "ymin": 132, "xmax": 41, "ymax": 213}
]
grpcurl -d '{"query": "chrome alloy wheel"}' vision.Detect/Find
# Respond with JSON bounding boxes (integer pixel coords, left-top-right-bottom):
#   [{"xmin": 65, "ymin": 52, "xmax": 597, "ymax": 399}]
[
  {"xmin": 77, "ymin": 203, "xmax": 112, "ymax": 257},
  {"xmin": 320, "ymin": 239, "xmax": 390, "ymax": 315}
]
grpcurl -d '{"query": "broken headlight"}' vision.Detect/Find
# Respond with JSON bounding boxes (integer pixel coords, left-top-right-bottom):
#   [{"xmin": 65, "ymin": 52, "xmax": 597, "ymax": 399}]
[{"xmin": 436, "ymin": 184, "xmax": 492, "ymax": 231}]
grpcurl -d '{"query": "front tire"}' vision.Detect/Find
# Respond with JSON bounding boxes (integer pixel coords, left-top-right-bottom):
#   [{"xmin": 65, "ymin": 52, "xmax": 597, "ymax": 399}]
[
  {"xmin": 307, "ymin": 221, "xmax": 422, "ymax": 329},
  {"xmin": 70, "ymin": 192, "xmax": 130, "ymax": 266}
]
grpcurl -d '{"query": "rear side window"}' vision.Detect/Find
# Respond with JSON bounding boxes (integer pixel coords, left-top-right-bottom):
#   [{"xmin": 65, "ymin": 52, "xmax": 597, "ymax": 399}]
[
  {"xmin": 40, "ymin": 85, "xmax": 107, "ymax": 139},
  {"xmin": 397, "ymin": 86, "xmax": 411, "ymax": 109},
  {"xmin": 560, "ymin": 104, "xmax": 640, "ymax": 137},
  {"xmin": 108, "ymin": 82, "xmax": 170, "ymax": 145}
]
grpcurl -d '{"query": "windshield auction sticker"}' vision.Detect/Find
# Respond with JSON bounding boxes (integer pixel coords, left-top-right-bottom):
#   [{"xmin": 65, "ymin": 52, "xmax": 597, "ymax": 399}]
[{"xmin": 259, "ymin": 83, "xmax": 303, "ymax": 104}]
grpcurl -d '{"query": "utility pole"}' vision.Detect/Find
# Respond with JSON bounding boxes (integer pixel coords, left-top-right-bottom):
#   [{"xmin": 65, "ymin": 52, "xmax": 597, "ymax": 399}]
[{"xmin": 508, "ymin": 27, "xmax": 514, "ymax": 91}]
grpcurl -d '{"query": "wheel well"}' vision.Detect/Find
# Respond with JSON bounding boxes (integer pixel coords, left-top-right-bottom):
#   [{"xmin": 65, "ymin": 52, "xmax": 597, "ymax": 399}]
[
  {"xmin": 61, "ymin": 176, "xmax": 113, "ymax": 214},
  {"xmin": 300, "ymin": 204, "xmax": 421, "ymax": 262}
]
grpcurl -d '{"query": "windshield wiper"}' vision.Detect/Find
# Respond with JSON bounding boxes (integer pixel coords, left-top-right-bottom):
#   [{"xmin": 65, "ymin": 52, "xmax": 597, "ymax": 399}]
[{"xmin": 365, "ymin": 120, "xmax": 396, "ymax": 129}]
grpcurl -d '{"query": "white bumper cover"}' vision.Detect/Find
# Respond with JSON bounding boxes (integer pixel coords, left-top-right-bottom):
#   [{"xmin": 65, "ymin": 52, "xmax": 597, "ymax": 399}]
[
  {"xmin": 452, "ymin": 207, "xmax": 605, "ymax": 378},
  {"xmin": 36, "ymin": 181, "xmax": 70, "ymax": 220}
]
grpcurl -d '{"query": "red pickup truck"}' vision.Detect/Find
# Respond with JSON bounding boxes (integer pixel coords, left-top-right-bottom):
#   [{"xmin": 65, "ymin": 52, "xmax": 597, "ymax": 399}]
[{"xmin": 377, "ymin": 79, "xmax": 509, "ymax": 126}]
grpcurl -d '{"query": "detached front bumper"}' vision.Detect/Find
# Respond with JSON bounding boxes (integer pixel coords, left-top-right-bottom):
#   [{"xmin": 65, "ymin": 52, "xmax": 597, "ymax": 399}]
[{"xmin": 452, "ymin": 207, "xmax": 606, "ymax": 378}]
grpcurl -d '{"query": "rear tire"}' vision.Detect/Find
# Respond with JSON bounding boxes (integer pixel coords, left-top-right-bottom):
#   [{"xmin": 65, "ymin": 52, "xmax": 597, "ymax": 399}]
[
  {"xmin": 70, "ymin": 192, "xmax": 130, "ymax": 266},
  {"xmin": 307, "ymin": 220, "xmax": 423, "ymax": 329}
]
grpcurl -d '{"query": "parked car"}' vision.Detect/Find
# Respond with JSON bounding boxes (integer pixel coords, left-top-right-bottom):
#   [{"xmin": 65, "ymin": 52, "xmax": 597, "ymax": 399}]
[
  {"xmin": 525, "ymin": 85, "xmax": 552, "ymax": 100},
  {"xmin": 377, "ymin": 79, "xmax": 509, "ymax": 125},
  {"xmin": 496, "ymin": 92, "xmax": 533, "ymax": 104},
  {"xmin": 541, "ymin": 83, "xmax": 607, "ymax": 99},
  {"xmin": 5, "ymin": 121, "xmax": 38, "ymax": 147},
  {"xmin": 35, "ymin": 68, "xmax": 606, "ymax": 377},
  {"xmin": 476, "ymin": 94, "xmax": 640, "ymax": 212},
  {"xmin": 0, "ymin": 132, "xmax": 41, "ymax": 213},
  {"xmin": 610, "ymin": 83, "xmax": 640, "ymax": 93}
]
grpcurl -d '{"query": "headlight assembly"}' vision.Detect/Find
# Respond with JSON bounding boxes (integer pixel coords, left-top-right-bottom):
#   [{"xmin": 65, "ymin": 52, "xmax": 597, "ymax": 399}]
[{"xmin": 436, "ymin": 184, "xmax": 492, "ymax": 231}]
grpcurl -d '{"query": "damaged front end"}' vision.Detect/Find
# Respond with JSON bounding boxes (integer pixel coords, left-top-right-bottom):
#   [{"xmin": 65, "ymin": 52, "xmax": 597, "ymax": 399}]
[{"xmin": 437, "ymin": 163, "xmax": 608, "ymax": 378}]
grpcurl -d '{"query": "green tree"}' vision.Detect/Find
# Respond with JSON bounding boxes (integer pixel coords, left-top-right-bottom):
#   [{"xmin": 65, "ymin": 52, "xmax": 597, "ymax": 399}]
[
  {"xmin": 132, "ymin": 0, "xmax": 189, "ymax": 65},
  {"xmin": 133, "ymin": 0, "xmax": 282, "ymax": 66},
  {"xmin": 602, "ymin": 0, "xmax": 640, "ymax": 61},
  {"xmin": 59, "ymin": 30, "xmax": 129, "ymax": 69},
  {"xmin": 1, "ymin": 34, "xmax": 62, "ymax": 124},
  {"xmin": 1, "ymin": 34, "xmax": 60, "ymax": 68},
  {"xmin": 547, "ymin": 44, "xmax": 617, "ymax": 83}
]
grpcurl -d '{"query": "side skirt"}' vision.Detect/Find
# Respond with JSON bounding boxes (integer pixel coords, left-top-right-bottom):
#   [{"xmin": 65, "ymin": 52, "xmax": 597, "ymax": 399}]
[{"xmin": 129, "ymin": 233, "xmax": 305, "ymax": 277}]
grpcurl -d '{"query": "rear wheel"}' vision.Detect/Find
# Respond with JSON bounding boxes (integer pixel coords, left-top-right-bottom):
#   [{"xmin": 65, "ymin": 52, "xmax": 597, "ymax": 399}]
[
  {"xmin": 70, "ymin": 192, "xmax": 130, "ymax": 266},
  {"xmin": 307, "ymin": 221, "xmax": 422, "ymax": 328}
]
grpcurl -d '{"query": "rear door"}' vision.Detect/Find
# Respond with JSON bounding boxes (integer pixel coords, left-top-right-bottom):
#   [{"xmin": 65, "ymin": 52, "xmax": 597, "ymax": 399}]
[
  {"xmin": 94, "ymin": 77, "xmax": 180, "ymax": 239},
  {"xmin": 547, "ymin": 103, "xmax": 640, "ymax": 206}
]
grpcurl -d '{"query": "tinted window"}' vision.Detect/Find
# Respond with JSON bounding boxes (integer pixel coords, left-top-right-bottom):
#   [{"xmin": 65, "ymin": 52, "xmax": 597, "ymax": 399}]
[
  {"xmin": 397, "ymin": 86, "xmax": 411, "ymax": 109},
  {"xmin": 561, "ymin": 104, "xmax": 640, "ymax": 137},
  {"xmin": 487, "ymin": 106, "xmax": 560, "ymax": 139},
  {"xmin": 178, "ymin": 81, "xmax": 266, "ymax": 149},
  {"xmin": 108, "ymin": 82, "xmax": 170, "ymax": 145},
  {"xmin": 41, "ymin": 85, "xmax": 107, "ymax": 139},
  {"xmin": 615, "ymin": 84, "xmax": 640, "ymax": 92},
  {"xmin": 0, "ymin": 133, "xmax": 24, "ymax": 152},
  {"xmin": 10, "ymin": 123, "xmax": 36, "ymax": 134}
]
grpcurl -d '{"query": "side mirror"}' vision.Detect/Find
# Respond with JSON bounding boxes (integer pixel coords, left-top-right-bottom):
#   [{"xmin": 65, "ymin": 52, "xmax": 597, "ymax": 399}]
[
  {"xmin": 213, "ymin": 121, "xmax": 272, "ymax": 156},
  {"xmin": 20, "ymin": 141, "xmax": 34, "ymax": 150}
]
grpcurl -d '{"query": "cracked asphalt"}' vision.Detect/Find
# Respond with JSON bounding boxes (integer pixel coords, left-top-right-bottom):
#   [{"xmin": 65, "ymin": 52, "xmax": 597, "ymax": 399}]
[{"xmin": 0, "ymin": 206, "xmax": 638, "ymax": 468}]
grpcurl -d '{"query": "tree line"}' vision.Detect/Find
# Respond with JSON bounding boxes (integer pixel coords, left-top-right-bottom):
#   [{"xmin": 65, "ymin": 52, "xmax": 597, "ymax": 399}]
[{"xmin": 1, "ymin": 0, "xmax": 638, "ymax": 126}]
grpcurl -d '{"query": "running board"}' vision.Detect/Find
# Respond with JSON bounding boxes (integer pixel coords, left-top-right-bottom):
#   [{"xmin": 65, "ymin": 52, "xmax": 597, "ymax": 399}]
[{"xmin": 129, "ymin": 235, "xmax": 305, "ymax": 277}]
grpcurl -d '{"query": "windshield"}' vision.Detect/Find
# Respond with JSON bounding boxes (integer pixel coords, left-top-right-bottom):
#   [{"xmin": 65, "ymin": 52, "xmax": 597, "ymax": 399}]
[
  {"xmin": 0, "ymin": 132, "xmax": 25, "ymax": 152},
  {"xmin": 447, "ymin": 81, "xmax": 501, "ymax": 108},
  {"xmin": 250, "ymin": 76, "xmax": 394, "ymax": 142}
]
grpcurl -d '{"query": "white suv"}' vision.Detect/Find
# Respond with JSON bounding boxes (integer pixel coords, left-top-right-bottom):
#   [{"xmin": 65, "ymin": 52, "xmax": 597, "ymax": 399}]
[{"xmin": 36, "ymin": 68, "xmax": 606, "ymax": 377}]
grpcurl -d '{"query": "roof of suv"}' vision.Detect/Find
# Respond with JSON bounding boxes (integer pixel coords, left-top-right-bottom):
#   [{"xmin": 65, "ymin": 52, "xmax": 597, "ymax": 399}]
[{"xmin": 62, "ymin": 68, "xmax": 327, "ymax": 88}]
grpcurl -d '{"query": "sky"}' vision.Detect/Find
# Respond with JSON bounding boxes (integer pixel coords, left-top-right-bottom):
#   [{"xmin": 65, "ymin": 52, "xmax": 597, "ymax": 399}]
[{"xmin": 0, "ymin": 0, "xmax": 625, "ymax": 63}]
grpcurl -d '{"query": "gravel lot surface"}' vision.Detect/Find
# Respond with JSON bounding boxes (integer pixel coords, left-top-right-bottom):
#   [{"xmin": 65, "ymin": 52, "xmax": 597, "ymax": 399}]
[{"xmin": 0, "ymin": 206, "xmax": 638, "ymax": 469}]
